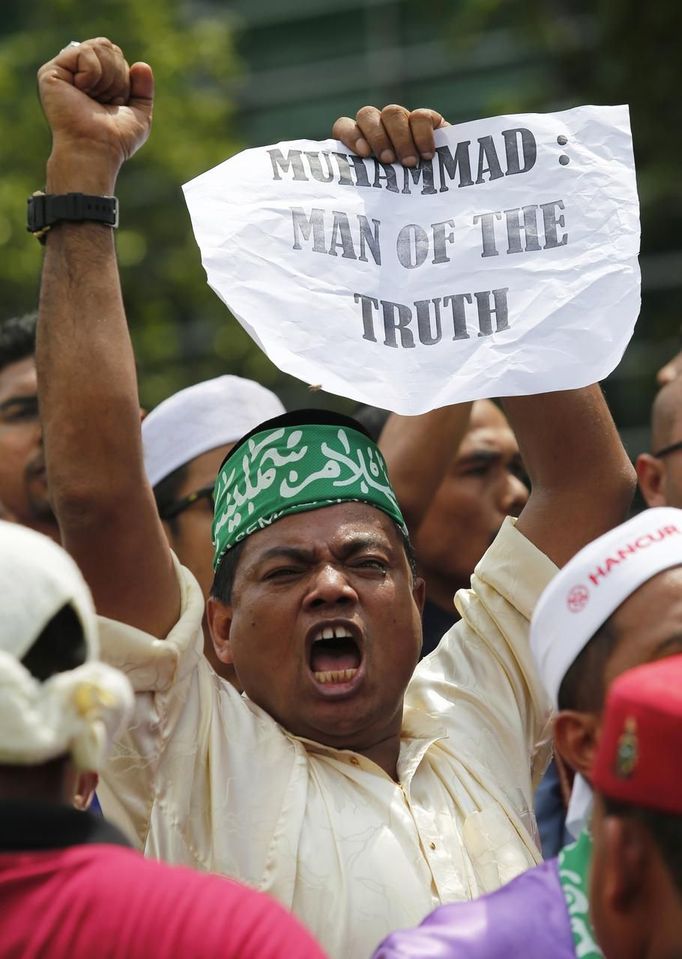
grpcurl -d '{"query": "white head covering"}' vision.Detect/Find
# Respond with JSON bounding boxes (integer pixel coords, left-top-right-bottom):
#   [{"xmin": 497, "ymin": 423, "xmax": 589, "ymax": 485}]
[
  {"xmin": 0, "ymin": 521, "xmax": 133, "ymax": 769},
  {"xmin": 531, "ymin": 507, "xmax": 682, "ymax": 709},
  {"xmin": 142, "ymin": 375, "xmax": 285, "ymax": 488},
  {"xmin": 530, "ymin": 507, "xmax": 682, "ymax": 838}
]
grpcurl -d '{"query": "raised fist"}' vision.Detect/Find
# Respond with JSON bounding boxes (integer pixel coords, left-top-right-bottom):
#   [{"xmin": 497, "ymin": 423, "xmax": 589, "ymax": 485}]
[{"xmin": 38, "ymin": 37, "xmax": 153, "ymax": 181}]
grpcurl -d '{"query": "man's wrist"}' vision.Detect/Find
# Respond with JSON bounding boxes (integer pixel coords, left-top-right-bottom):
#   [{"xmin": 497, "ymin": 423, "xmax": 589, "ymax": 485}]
[{"xmin": 46, "ymin": 147, "xmax": 119, "ymax": 195}]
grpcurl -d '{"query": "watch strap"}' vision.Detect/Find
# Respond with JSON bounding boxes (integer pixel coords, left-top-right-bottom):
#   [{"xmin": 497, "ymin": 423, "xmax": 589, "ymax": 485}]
[{"xmin": 27, "ymin": 192, "xmax": 118, "ymax": 243}]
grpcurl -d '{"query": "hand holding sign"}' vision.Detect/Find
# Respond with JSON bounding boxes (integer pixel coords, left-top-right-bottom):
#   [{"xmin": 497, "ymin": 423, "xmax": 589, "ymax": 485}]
[
  {"xmin": 183, "ymin": 105, "xmax": 640, "ymax": 415},
  {"xmin": 332, "ymin": 104, "xmax": 449, "ymax": 167}
]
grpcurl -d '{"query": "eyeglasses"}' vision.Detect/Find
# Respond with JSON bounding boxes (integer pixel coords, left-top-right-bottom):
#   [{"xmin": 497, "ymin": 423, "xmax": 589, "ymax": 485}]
[
  {"xmin": 652, "ymin": 440, "xmax": 682, "ymax": 459},
  {"xmin": 159, "ymin": 484, "xmax": 215, "ymax": 520}
]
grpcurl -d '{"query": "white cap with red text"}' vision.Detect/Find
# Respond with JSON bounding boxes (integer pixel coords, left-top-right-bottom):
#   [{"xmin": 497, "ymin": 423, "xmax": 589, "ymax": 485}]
[{"xmin": 530, "ymin": 507, "xmax": 682, "ymax": 708}]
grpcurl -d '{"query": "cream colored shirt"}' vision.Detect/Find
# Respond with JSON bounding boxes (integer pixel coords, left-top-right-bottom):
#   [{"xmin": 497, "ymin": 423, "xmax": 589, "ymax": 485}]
[{"xmin": 97, "ymin": 518, "xmax": 556, "ymax": 959}]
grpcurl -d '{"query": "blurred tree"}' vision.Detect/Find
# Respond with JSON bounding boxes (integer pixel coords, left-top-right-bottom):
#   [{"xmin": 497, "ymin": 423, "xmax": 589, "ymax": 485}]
[
  {"xmin": 430, "ymin": 0, "xmax": 682, "ymax": 441},
  {"xmin": 0, "ymin": 0, "xmax": 276, "ymax": 407},
  {"xmin": 5, "ymin": 0, "xmax": 678, "ymax": 425},
  {"xmin": 445, "ymin": 0, "xmax": 682, "ymax": 255}
]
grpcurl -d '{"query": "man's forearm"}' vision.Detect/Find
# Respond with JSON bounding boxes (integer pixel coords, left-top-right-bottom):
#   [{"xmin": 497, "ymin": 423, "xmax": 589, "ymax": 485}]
[
  {"xmin": 35, "ymin": 43, "xmax": 180, "ymax": 637},
  {"xmin": 39, "ymin": 220, "xmax": 142, "ymax": 515},
  {"xmin": 39, "ymin": 145, "xmax": 142, "ymax": 512},
  {"xmin": 379, "ymin": 404, "xmax": 472, "ymax": 533},
  {"xmin": 38, "ymin": 210, "xmax": 179, "ymax": 633},
  {"xmin": 504, "ymin": 386, "xmax": 636, "ymax": 566}
]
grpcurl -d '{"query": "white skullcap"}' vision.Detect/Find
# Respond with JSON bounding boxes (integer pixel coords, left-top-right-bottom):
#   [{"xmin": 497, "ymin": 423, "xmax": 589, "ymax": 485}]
[
  {"xmin": 0, "ymin": 521, "xmax": 133, "ymax": 769},
  {"xmin": 1, "ymin": 520, "xmax": 99, "ymax": 661},
  {"xmin": 531, "ymin": 507, "xmax": 682, "ymax": 708},
  {"xmin": 142, "ymin": 375, "xmax": 286, "ymax": 488}
]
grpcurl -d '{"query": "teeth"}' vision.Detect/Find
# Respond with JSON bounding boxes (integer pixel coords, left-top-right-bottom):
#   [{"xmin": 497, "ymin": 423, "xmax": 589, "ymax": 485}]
[
  {"xmin": 313, "ymin": 668, "xmax": 358, "ymax": 684},
  {"xmin": 312, "ymin": 625, "xmax": 354, "ymax": 643}
]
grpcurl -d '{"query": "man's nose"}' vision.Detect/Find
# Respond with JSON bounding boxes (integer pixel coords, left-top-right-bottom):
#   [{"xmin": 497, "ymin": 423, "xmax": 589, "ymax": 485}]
[{"xmin": 304, "ymin": 563, "xmax": 358, "ymax": 608}]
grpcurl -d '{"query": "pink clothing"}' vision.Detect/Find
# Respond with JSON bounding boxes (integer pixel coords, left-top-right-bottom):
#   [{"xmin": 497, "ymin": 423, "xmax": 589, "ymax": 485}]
[{"xmin": 1, "ymin": 840, "xmax": 326, "ymax": 959}]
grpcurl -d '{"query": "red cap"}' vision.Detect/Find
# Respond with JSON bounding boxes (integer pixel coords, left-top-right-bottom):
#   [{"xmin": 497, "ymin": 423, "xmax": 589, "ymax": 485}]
[{"xmin": 592, "ymin": 654, "xmax": 682, "ymax": 815}]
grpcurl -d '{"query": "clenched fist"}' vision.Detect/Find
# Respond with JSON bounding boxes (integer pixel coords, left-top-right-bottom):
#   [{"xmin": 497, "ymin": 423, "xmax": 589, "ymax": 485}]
[{"xmin": 38, "ymin": 37, "xmax": 153, "ymax": 193}]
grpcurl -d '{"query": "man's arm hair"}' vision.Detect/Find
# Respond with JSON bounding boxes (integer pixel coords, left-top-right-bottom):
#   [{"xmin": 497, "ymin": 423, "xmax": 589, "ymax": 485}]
[
  {"xmin": 505, "ymin": 386, "xmax": 636, "ymax": 567},
  {"xmin": 378, "ymin": 405, "xmax": 472, "ymax": 535},
  {"xmin": 37, "ymin": 39, "xmax": 179, "ymax": 636}
]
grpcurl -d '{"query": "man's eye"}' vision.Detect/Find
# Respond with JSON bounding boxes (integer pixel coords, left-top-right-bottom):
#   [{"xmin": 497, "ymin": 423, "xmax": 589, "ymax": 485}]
[
  {"xmin": 1, "ymin": 402, "xmax": 39, "ymax": 423},
  {"xmin": 354, "ymin": 558, "xmax": 387, "ymax": 573},
  {"xmin": 264, "ymin": 567, "xmax": 301, "ymax": 580}
]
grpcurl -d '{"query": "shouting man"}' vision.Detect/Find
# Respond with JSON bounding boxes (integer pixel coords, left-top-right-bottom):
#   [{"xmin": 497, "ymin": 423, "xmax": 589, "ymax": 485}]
[{"xmin": 34, "ymin": 41, "xmax": 634, "ymax": 957}]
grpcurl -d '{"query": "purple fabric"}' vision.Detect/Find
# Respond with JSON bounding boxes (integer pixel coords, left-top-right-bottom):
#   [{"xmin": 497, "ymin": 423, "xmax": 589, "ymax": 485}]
[{"xmin": 372, "ymin": 859, "xmax": 575, "ymax": 958}]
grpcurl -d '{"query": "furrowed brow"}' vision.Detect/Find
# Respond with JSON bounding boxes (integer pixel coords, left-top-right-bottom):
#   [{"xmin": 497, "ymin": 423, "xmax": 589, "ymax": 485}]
[
  {"xmin": 251, "ymin": 534, "xmax": 393, "ymax": 573},
  {"xmin": 257, "ymin": 546, "xmax": 316, "ymax": 565},
  {"xmin": 340, "ymin": 534, "xmax": 391, "ymax": 558}
]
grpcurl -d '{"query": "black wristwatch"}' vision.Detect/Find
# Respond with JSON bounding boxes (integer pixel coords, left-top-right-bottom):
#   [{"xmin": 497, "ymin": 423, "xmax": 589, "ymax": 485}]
[{"xmin": 27, "ymin": 192, "xmax": 119, "ymax": 243}]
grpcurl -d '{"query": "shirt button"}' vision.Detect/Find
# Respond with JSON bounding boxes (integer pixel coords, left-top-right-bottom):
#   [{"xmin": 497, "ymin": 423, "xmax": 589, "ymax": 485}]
[
  {"xmin": 429, "ymin": 841, "xmax": 436, "ymax": 850},
  {"xmin": 350, "ymin": 756, "xmax": 360, "ymax": 766}
]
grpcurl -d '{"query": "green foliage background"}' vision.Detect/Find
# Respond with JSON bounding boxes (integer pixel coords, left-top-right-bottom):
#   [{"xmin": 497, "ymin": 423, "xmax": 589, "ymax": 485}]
[
  {"xmin": 1, "ymin": 0, "xmax": 681, "ymax": 435},
  {"xmin": 440, "ymin": 0, "xmax": 682, "ymax": 438},
  {"xmin": 0, "ymin": 0, "xmax": 288, "ymax": 409}
]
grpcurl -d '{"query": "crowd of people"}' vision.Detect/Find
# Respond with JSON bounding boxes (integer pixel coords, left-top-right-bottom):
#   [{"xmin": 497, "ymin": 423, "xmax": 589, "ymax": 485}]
[{"xmin": 1, "ymin": 36, "xmax": 680, "ymax": 959}]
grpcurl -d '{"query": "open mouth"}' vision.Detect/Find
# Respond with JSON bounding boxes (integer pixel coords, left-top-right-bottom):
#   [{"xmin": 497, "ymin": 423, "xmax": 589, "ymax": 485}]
[{"xmin": 308, "ymin": 624, "xmax": 363, "ymax": 686}]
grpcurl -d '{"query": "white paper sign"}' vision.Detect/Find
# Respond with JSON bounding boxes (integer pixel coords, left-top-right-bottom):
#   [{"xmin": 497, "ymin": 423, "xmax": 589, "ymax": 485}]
[{"xmin": 183, "ymin": 105, "xmax": 640, "ymax": 414}]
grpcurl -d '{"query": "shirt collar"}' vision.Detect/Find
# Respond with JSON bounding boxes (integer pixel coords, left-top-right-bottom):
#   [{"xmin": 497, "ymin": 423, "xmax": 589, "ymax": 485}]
[
  {"xmin": 0, "ymin": 799, "xmax": 131, "ymax": 852},
  {"xmin": 283, "ymin": 703, "xmax": 447, "ymax": 784}
]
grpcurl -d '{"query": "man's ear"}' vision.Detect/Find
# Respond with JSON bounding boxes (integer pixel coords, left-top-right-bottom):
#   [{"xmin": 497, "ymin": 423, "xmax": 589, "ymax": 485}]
[
  {"xmin": 73, "ymin": 771, "xmax": 98, "ymax": 810},
  {"xmin": 207, "ymin": 596, "xmax": 235, "ymax": 665},
  {"xmin": 636, "ymin": 453, "xmax": 667, "ymax": 508},
  {"xmin": 554, "ymin": 710, "xmax": 600, "ymax": 780}
]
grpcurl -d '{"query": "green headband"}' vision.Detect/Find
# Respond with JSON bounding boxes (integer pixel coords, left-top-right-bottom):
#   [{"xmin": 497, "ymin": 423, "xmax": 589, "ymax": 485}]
[{"xmin": 212, "ymin": 423, "xmax": 407, "ymax": 569}]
